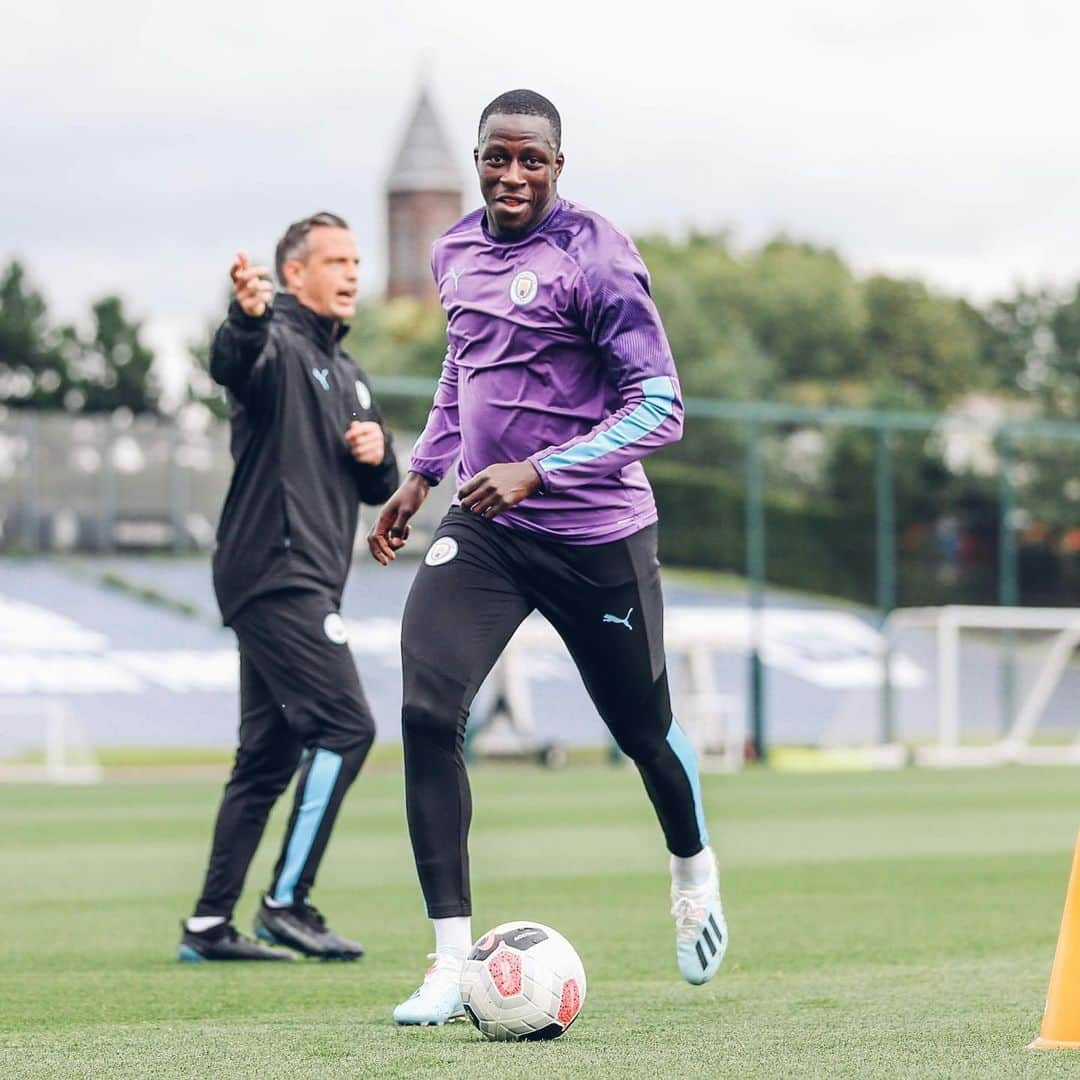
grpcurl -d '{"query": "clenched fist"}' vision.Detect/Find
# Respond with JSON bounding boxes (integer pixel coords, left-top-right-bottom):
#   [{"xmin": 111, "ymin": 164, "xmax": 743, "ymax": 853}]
[{"xmin": 345, "ymin": 421, "xmax": 385, "ymax": 466}]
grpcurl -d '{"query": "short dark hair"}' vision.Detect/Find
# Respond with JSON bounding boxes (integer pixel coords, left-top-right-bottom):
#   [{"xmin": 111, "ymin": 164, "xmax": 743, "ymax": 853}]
[
  {"xmin": 275, "ymin": 212, "xmax": 349, "ymax": 284},
  {"xmin": 478, "ymin": 89, "xmax": 561, "ymax": 150}
]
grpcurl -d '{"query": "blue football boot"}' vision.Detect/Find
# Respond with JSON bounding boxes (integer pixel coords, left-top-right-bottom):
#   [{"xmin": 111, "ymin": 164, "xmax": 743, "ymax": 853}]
[
  {"xmin": 670, "ymin": 847, "xmax": 728, "ymax": 985},
  {"xmin": 393, "ymin": 950, "xmax": 467, "ymax": 1026}
]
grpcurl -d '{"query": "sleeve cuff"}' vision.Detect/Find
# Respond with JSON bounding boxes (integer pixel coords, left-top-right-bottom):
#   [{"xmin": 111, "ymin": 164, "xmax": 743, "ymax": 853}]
[
  {"xmin": 227, "ymin": 300, "xmax": 273, "ymax": 331},
  {"xmin": 526, "ymin": 453, "xmax": 550, "ymax": 494},
  {"xmin": 408, "ymin": 465, "xmax": 442, "ymax": 487}
]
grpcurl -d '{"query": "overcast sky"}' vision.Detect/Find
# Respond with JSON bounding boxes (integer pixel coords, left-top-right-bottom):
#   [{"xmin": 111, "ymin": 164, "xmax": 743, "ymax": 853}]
[{"xmin": 4, "ymin": 0, "xmax": 1079, "ymax": 399}]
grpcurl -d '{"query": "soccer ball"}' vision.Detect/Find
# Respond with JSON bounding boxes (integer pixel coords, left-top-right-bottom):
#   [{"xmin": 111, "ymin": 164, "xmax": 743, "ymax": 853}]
[{"xmin": 460, "ymin": 921, "xmax": 586, "ymax": 1041}]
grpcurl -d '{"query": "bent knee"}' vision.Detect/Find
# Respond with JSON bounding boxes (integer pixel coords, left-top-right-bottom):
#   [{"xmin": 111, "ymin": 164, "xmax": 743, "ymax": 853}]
[
  {"xmin": 402, "ymin": 651, "xmax": 471, "ymax": 741},
  {"xmin": 401, "ymin": 702, "xmax": 462, "ymax": 744},
  {"xmin": 613, "ymin": 730, "xmax": 669, "ymax": 764}
]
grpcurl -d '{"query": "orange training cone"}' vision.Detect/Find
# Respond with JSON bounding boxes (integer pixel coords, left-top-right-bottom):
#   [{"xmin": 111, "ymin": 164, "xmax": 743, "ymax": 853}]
[{"xmin": 1029, "ymin": 829, "xmax": 1080, "ymax": 1050}]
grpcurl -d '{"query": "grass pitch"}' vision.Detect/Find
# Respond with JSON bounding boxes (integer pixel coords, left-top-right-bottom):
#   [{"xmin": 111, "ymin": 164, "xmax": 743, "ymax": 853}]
[{"xmin": 3, "ymin": 762, "xmax": 1079, "ymax": 1079}]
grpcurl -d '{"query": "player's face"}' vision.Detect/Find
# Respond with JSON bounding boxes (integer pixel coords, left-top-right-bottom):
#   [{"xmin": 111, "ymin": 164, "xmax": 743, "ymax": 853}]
[
  {"xmin": 475, "ymin": 114, "xmax": 564, "ymax": 239},
  {"xmin": 285, "ymin": 227, "xmax": 360, "ymax": 320}
]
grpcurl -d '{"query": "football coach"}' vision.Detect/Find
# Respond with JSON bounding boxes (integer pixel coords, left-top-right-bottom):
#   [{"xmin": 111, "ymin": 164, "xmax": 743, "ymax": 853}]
[{"xmin": 179, "ymin": 212, "xmax": 398, "ymax": 962}]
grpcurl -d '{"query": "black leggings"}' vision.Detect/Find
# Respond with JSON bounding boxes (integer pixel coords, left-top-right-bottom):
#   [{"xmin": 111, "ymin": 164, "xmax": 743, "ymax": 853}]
[{"xmin": 401, "ymin": 510, "xmax": 709, "ymax": 918}]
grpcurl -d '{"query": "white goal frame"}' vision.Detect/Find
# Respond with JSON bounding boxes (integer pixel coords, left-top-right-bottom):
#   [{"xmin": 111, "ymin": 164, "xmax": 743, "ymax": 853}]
[
  {"xmin": 884, "ymin": 606, "xmax": 1080, "ymax": 767},
  {"xmin": 0, "ymin": 698, "xmax": 103, "ymax": 783}
]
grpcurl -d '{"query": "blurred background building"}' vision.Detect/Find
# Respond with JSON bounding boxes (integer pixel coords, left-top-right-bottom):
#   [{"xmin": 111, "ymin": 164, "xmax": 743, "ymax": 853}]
[{"xmin": 385, "ymin": 87, "xmax": 463, "ymax": 304}]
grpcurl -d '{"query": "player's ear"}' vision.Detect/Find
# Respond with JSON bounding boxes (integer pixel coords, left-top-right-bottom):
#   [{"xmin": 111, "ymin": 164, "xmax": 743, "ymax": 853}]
[
  {"xmin": 282, "ymin": 258, "xmax": 303, "ymax": 292},
  {"xmin": 554, "ymin": 152, "xmax": 564, "ymax": 180}
]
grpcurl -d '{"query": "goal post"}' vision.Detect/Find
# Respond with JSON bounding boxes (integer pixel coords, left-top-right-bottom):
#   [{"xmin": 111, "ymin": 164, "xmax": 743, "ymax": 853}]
[
  {"xmin": 0, "ymin": 698, "xmax": 103, "ymax": 783},
  {"xmin": 883, "ymin": 605, "xmax": 1080, "ymax": 767}
]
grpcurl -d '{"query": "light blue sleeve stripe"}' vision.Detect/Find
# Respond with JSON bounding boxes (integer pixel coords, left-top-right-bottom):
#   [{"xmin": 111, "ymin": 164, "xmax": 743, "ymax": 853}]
[
  {"xmin": 272, "ymin": 747, "xmax": 343, "ymax": 905},
  {"xmin": 537, "ymin": 375, "xmax": 676, "ymax": 475},
  {"xmin": 666, "ymin": 718, "xmax": 709, "ymax": 848}
]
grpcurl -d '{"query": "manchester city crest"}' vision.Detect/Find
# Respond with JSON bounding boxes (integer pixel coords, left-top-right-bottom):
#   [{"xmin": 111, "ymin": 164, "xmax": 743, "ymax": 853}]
[
  {"xmin": 323, "ymin": 612, "xmax": 349, "ymax": 645},
  {"xmin": 424, "ymin": 536, "xmax": 459, "ymax": 567},
  {"xmin": 509, "ymin": 269, "xmax": 539, "ymax": 306}
]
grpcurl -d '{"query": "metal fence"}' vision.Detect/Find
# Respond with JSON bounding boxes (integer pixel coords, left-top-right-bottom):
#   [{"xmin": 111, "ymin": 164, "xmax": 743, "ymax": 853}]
[
  {"xmin": 371, "ymin": 379, "xmax": 1080, "ymax": 759},
  {"xmin": 0, "ymin": 409, "xmax": 232, "ymax": 552},
  {"xmin": 2, "ymin": 390, "xmax": 1078, "ymax": 759}
]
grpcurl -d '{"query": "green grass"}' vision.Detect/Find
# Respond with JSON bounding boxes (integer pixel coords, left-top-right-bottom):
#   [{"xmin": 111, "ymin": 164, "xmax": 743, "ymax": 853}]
[
  {"xmin": 3, "ymin": 765, "xmax": 1080, "ymax": 1078},
  {"xmin": 92, "ymin": 570, "xmax": 206, "ymax": 622}
]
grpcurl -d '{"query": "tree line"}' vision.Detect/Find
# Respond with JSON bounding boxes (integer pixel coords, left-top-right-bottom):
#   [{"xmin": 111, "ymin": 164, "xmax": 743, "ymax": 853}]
[
  {"xmin": 1, "ymin": 237, "xmax": 1076, "ymax": 602},
  {"xmin": 0, "ymin": 262, "xmax": 159, "ymax": 414},
  {"xmin": 350, "ymin": 232, "xmax": 1079, "ymax": 422},
  {"xmin": 2, "ymin": 236, "xmax": 1078, "ymax": 421},
  {"xmin": 344, "ymin": 235, "xmax": 1079, "ymax": 605}
]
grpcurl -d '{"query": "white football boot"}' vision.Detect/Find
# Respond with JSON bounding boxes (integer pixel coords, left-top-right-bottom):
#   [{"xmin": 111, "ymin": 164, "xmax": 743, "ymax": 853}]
[
  {"xmin": 392, "ymin": 951, "xmax": 467, "ymax": 1026},
  {"xmin": 670, "ymin": 846, "xmax": 728, "ymax": 985}
]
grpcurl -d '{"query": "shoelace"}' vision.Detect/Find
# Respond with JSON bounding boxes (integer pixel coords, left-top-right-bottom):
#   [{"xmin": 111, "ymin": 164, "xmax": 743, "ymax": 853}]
[
  {"xmin": 671, "ymin": 870, "xmax": 718, "ymax": 940},
  {"xmin": 421, "ymin": 952, "xmax": 463, "ymax": 989},
  {"xmin": 670, "ymin": 895, "xmax": 706, "ymax": 941}
]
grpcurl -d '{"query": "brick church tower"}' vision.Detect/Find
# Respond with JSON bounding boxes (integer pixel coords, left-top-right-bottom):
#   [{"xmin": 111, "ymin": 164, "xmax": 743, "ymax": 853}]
[{"xmin": 386, "ymin": 87, "xmax": 464, "ymax": 303}]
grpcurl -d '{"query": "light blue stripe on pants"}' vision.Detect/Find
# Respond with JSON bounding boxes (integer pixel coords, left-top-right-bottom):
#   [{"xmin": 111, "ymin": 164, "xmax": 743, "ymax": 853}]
[{"xmin": 272, "ymin": 748, "xmax": 343, "ymax": 905}]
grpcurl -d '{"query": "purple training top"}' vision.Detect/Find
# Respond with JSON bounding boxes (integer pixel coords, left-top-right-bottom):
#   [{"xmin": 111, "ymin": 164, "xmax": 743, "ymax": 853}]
[{"xmin": 409, "ymin": 198, "xmax": 684, "ymax": 544}]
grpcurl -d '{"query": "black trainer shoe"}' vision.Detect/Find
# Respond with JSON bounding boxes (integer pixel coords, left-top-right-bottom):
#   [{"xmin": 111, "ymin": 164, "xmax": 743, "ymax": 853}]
[
  {"xmin": 254, "ymin": 898, "xmax": 364, "ymax": 960},
  {"xmin": 177, "ymin": 921, "xmax": 295, "ymax": 963}
]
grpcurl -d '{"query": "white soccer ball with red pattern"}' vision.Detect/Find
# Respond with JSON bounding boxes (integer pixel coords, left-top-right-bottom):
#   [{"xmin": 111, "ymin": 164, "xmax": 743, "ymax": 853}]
[{"xmin": 460, "ymin": 921, "xmax": 586, "ymax": 1041}]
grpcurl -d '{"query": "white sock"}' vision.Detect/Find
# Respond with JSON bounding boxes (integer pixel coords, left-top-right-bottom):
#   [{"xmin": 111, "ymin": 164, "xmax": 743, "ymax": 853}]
[
  {"xmin": 186, "ymin": 915, "xmax": 226, "ymax": 933},
  {"xmin": 670, "ymin": 847, "xmax": 714, "ymax": 886},
  {"xmin": 433, "ymin": 916, "xmax": 472, "ymax": 956}
]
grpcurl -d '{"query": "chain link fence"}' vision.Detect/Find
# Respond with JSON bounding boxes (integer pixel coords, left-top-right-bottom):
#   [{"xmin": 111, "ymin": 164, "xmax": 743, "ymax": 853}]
[
  {"xmin": 0, "ymin": 409, "xmax": 230, "ymax": 552},
  {"xmin": 2, "ymin": 395, "xmax": 1078, "ymax": 614}
]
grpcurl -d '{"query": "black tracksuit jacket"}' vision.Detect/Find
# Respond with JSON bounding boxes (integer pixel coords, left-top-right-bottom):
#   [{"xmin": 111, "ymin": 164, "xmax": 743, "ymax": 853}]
[{"xmin": 209, "ymin": 293, "xmax": 399, "ymax": 624}]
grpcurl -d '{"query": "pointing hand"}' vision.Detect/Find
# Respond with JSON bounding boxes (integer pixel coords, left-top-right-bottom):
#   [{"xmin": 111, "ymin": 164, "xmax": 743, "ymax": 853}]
[{"xmin": 229, "ymin": 251, "xmax": 273, "ymax": 317}]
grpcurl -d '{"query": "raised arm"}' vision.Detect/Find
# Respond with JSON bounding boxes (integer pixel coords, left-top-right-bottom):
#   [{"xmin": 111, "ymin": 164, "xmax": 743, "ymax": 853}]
[{"xmin": 209, "ymin": 252, "xmax": 275, "ymax": 399}]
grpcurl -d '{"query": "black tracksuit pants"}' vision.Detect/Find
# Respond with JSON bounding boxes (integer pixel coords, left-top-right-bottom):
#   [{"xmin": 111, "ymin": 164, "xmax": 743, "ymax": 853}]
[
  {"xmin": 194, "ymin": 589, "xmax": 375, "ymax": 918},
  {"xmin": 401, "ymin": 509, "xmax": 709, "ymax": 919}
]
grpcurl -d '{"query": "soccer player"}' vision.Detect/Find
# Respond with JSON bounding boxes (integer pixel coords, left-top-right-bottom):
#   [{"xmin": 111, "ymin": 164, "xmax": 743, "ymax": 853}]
[
  {"xmin": 178, "ymin": 212, "xmax": 399, "ymax": 962},
  {"xmin": 368, "ymin": 91, "xmax": 726, "ymax": 1022}
]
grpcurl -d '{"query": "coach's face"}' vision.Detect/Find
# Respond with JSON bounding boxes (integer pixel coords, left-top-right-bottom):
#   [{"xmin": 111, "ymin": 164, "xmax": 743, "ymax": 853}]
[
  {"xmin": 284, "ymin": 226, "xmax": 360, "ymax": 321},
  {"xmin": 475, "ymin": 114, "xmax": 563, "ymax": 239}
]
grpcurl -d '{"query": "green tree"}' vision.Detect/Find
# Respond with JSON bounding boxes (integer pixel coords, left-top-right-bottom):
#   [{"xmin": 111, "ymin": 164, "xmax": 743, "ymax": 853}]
[
  {"xmin": 1049, "ymin": 287, "xmax": 1080, "ymax": 419},
  {"xmin": 346, "ymin": 297, "xmax": 448, "ymax": 379},
  {"xmin": 743, "ymin": 238, "xmax": 866, "ymax": 384},
  {"xmin": 70, "ymin": 296, "xmax": 160, "ymax": 414},
  {"xmin": 0, "ymin": 260, "xmax": 74, "ymax": 409},
  {"xmin": 975, "ymin": 289, "xmax": 1054, "ymax": 401},
  {"xmin": 861, "ymin": 276, "xmax": 985, "ymax": 407},
  {"xmin": 186, "ymin": 299, "xmax": 230, "ymax": 420},
  {"xmin": 636, "ymin": 232, "xmax": 778, "ymax": 401}
]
